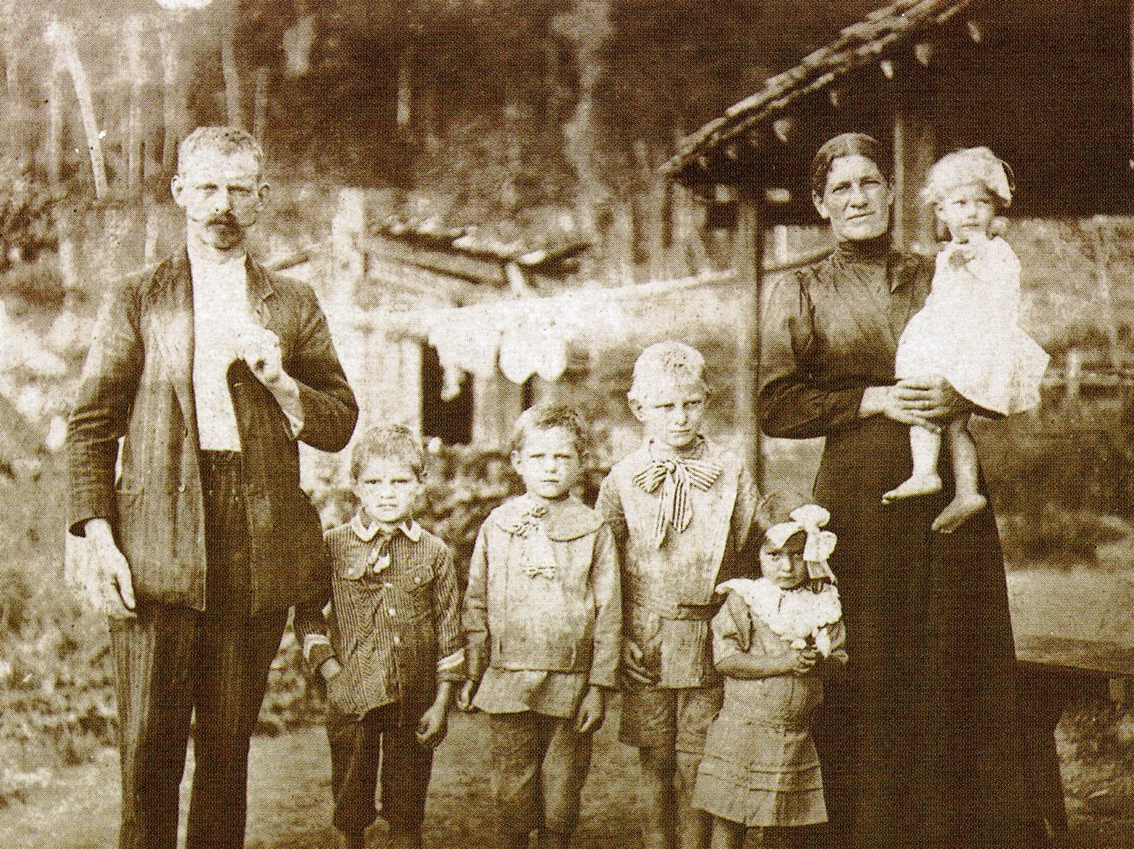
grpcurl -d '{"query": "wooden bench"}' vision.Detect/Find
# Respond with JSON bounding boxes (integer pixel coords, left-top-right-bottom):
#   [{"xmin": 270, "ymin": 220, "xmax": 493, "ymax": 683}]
[{"xmin": 1014, "ymin": 634, "xmax": 1134, "ymax": 835}]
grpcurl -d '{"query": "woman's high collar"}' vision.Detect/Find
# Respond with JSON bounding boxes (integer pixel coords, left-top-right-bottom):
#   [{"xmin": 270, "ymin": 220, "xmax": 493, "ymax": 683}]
[{"xmin": 832, "ymin": 234, "xmax": 892, "ymax": 263}]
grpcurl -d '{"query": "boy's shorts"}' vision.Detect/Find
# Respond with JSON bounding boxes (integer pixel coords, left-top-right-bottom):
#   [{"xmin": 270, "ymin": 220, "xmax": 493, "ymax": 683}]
[{"xmin": 618, "ymin": 684, "xmax": 723, "ymax": 754}]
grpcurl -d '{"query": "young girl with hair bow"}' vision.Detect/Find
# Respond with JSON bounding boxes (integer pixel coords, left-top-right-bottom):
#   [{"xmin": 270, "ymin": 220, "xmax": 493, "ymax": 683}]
[{"xmin": 693, "ymin": 503, "xmax": 846, "ymax": 849}]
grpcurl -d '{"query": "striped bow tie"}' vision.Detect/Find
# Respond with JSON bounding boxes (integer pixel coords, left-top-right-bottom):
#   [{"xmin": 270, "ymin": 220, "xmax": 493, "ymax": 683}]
[{"xmin": 633, "ymin": 457, "xmax": 723, "ymax": 548}]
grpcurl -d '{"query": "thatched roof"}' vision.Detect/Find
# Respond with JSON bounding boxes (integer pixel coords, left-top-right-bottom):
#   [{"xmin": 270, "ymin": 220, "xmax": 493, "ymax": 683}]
[{"xmin": 662, "ymin": 0, "xmax": 973, "ymax": 181}]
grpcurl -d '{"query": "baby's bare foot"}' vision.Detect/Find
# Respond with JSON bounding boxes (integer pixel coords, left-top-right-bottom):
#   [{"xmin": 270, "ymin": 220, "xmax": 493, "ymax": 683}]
[
  {"xmin": 932, "ymin": 493, "xmax": 988, "ymax": 533},
  {"xmin": 882, "ymin": 474, "xmax": 942, "ymax": 504}
]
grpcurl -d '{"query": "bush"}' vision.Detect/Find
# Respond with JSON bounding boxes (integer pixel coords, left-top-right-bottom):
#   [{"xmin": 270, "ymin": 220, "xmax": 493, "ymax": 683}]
[{"xmin": 977, "ymin": 390, "xmax": 1134, "ymax": 564}]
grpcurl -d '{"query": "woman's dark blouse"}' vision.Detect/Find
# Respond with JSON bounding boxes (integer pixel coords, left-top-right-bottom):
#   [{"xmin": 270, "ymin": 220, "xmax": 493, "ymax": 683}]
[{"xmin": 758, "ymin": 239, "xmax": 1043, "ymax": 849}]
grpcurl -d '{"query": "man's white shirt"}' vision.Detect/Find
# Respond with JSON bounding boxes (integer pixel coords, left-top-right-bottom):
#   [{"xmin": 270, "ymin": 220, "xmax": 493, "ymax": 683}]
[{"xmin": 190, "ymin": 248, "xmax": 252, "ymax": 451}]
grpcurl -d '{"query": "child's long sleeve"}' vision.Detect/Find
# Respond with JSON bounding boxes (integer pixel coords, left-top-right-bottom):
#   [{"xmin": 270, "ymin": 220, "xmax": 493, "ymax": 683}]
[
  {"xmin": 720, "ymin": 462, "xmax": 761, "ymax": 586},
  {"xmin": 292, "ymin": 538, "xmax": 334, "ymax": 673},
  {"xmin": 433, "ymin": 545, "xmax": 467, "ymax": 682},
  {"xmin": 588, "ymin": 522, "xmax": 622, "ymax": 689},
  {"xmin": 462, "ymin": 525, "xmax": 490, "ymax": 683},
  {"xmin": 595, "ymin": 473, "xmax": 628, "ymax": 546},
  {"xmin": 710, "ymin": 594, "xmax": 750, "ymax": 666},
  {"xmin": 293, "ymin": 601, "xmax": 335, "ymax": 673}
]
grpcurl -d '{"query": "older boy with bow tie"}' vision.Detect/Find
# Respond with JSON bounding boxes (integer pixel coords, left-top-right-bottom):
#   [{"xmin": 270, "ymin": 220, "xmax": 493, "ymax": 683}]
[{"xmin": 597, "ymin": 340, "xmax": 760, "ymax": 849}]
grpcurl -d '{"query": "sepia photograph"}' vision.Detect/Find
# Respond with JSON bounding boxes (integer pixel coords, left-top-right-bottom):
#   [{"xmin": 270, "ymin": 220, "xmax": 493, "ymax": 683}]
[{"xmin": 0, "ymin": 1, "xmax": 1131, "ymax": 847}]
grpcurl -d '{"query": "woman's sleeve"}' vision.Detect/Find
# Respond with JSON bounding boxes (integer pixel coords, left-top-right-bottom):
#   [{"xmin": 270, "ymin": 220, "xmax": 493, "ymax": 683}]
[{"xmin": 758, "ymin": 271, "xmax": 868, "ymax": 439}]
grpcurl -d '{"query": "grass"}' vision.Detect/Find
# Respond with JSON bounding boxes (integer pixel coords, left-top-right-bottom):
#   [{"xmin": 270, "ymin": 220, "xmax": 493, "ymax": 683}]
[{"xmin": 0, "ymin": 705, "xmax": 1130, "ymax": 849}]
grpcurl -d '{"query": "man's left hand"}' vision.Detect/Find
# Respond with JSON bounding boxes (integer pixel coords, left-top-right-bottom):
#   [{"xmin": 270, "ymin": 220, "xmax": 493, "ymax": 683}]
[{"xmin": 240, "ymin": 324, "xmax": 286, "ymax": 388}]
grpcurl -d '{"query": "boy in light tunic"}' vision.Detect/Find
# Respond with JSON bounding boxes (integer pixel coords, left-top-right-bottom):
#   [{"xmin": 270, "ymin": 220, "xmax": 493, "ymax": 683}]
[
  {"xmin": 597, "ymin": 341, "xmax": 760, "ymax": 849},
  {"xmin": 459, "ymin": 405, "xmax": 621, "ymax": 849}
]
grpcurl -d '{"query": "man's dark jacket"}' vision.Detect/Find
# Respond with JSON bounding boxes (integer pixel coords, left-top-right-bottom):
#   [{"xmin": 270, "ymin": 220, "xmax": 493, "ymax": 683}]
[{"xmin": 67, "ymin": 250, "xmax": 358, "ymax": 614}]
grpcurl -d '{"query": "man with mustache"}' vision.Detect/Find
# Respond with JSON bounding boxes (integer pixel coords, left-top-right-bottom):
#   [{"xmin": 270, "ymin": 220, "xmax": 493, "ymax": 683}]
[{"xmin": 66, "ymin": 126, "xmax": 358, "ymax": 849}]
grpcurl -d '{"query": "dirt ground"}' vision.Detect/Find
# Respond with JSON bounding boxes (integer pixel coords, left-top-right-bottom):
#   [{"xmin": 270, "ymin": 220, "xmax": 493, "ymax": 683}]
[{"xmin": 0, "ymin": 704, "xmax": 1131, "ymax": 849}]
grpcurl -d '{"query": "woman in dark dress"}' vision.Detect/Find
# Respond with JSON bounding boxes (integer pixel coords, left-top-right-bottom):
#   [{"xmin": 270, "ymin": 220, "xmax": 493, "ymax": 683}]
[{"xmin": 758, "ymin": 133, "xmax": 1046, "ymax": 849}]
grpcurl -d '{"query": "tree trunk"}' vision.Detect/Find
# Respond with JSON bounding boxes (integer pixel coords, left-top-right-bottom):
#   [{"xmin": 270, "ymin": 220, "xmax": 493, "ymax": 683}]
[
  {"xmin": 221, "ymin": 9, "xmax": 243, "ymax": 129},
  {"xmin": 47, "ymin": 54, "xmax": 63, "ymax": 186},
  {"xmin": 49, "ymin": 20, "xmax": 108, "ymax": 199},
  {"xmin": 126, "ymin": 16, "xmax": 146, "ymax": 194},
  {"xmin": 252, "ymin": 65, "xmax": 270, "ymax": 142},
  {"xmin": 396, "ymin": 44, "xmax": 414, "ymax": 130},
  {"xmin": 159, "ymin": 25, "xmax": 186, "ymax": 175},
  {"xmin": 1, "ymin": 0, "xmax": 17, "ymax": 103}
]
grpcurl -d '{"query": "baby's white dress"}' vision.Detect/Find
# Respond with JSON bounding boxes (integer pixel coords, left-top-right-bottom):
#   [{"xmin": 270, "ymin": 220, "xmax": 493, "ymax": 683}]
[{"xmin": 895, "ymin": 236, "xmax": 1049, "ymax": 415}]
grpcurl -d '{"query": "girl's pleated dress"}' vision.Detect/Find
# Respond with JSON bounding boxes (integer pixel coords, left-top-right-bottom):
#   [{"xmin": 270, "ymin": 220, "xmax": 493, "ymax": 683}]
[{"xmin": 693, "ymin": 578, "xmax": 845, "ymax": 828}]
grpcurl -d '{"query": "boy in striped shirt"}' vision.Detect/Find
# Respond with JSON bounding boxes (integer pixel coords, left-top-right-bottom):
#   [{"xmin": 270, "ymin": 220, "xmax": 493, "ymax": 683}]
[{"xmin": 295, "ymin": 425, "xmax": 464, "ymax": 849}]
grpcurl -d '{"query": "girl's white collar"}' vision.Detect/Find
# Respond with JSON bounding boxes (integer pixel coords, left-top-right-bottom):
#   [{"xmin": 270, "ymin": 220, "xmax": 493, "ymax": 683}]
[{"xmin": 717, "ymin": 577, "xmax": 841, "ymax": 654}]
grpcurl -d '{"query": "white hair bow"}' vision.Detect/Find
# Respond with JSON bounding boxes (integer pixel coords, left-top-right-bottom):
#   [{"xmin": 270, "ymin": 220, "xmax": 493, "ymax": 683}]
[{"xmin": 765, "ymin": 504, "xmax": 838, "ymax": 585}]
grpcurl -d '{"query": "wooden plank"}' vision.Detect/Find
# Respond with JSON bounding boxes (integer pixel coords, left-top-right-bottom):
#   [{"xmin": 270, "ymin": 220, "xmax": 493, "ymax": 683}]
[{"xmin": 1015, "ymin": 633, "xmax": 1134, "ymax": 677}]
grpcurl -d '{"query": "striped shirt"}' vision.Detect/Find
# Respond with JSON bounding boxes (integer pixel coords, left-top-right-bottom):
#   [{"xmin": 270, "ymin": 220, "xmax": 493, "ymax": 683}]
[{"xmin": 294, "ymin": 515, "xmax": 464, "ymax": 717}]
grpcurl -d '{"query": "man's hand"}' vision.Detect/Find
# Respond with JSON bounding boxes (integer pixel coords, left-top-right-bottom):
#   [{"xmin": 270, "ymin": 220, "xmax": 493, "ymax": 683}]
[
  {"xmin": 239, "ymin": 324, "xmax": 288, "ymax": 389},
  {"xmin": 574, "ymin": 686, "xmax": 606, "ymax": 734},
  {"xmin": 456, "ymin": 679, "xmax": 478, "ymax": 712},
  {"xmin": 320, "ymin": 657, "xmax": 343, "ymax": 680},
  {"xmin": 416, "ymin": 701, "xmax": 449, "ymax": 749},
  {"xmin": 69, "ymin": 519, "xmax": 136, "ymax": 618},
  {"xmin": 621, "ymin": 639, "xmax": 659, "ymax": 686}
]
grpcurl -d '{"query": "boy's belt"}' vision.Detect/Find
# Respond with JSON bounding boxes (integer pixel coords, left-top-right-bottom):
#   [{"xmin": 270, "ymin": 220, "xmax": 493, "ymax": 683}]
[{"xmin": 625, "ymin": 581, "xmax": 717, "ymax": 621}]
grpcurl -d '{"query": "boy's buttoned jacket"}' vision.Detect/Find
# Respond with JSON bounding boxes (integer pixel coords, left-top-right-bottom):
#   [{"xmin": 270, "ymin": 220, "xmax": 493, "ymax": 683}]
[
  {"xmin": 463, "ymin": 496, "xmax": 621, "ymax": 688},
  {"xmin": 295, "ymin": 518, "xmax": 465, "ymax": 718},
  {"xmin": 67, "ymin": 250, "xmax": 358, "ymax": 614},
  {"xmin": 597, "ymin": 438, "xmax": 759, "ymax": 687}
]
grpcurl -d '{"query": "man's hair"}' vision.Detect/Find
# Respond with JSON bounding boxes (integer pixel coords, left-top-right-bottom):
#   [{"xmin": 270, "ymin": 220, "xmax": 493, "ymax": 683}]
[
  {"xmin": 177, "ymin": 126, "xmax": 265, "ymax": 176},
  {"xmin": 350, "ymin": 425, "xmax": 425, "ymax": 481},
  {"xmin": 627, "ymin": 340, "xmax": 710, "ymax": 405},
  {"xmin": 509, "ymin": 404, "xmax": 590, "ymax": 457}
]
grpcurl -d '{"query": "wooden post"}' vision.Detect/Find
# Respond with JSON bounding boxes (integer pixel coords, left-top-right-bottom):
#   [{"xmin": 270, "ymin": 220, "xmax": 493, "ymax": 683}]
[
  {"xmin": 47, "ymin": 52, "xmax": 63, "ymax": 187},
  {"xmin": 396, "ymin": 44, "xmax": 414, "ymax": 130},
  {"xmin": 733, "ymin": 188, "xmax": 764, "ymax": 488},
  {"xmin": 126, "ymin": 16, "xmax": 146, "ymax": 194},
  {"xmin": 1, "ymin": 0, "xmax": 16, "ymax": 99},
  {"xmin": 502, "ymin": 91, "xmax": 521, "ymax": 212},
  {"xmin": 890, "ymin": 60, "xmax": 936, "ymax": 251},
  {"xmin": 48, "ymin": 20, "xmax": 109, "ymax": 199},
  {"xmin": 252, "ymin": 66, "xmax": 270, "ymax": 142},
  {"xmin": 221, "ymin": 8, "xmax": 243, "ymax": 129},
  {"xmin": 160, "ymin": 25, "xmax": 185, "ymax": 175},
  {"xmin": 635, "ymin": 139, "xmax": 668, "ymax": 280}
]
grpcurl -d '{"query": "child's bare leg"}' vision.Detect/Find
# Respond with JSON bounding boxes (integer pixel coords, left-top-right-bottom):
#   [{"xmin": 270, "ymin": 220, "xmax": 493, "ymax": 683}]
[
  {"xmin": 676, "ymin": 751, "xmax": 712, "ymax": 849},
  {"xmin": 638, "ymin": 746, "xmax": 677, "ymax": 849},
  {"xmin": 882, "ymin": 424, "xmax": 943, "ymax": 503},
  {"xmin": 932, "ymin": 415, "xmax": 987, "ymax": 533},
  {"xmin": 709, "ymin": 817, "xmax": 744, "ymax": 849}
]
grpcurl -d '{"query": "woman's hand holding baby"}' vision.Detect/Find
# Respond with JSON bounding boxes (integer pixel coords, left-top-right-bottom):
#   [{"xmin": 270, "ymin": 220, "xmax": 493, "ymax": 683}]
[
  {"xmin": 787, "ymin": 646, "xmax": 819, "ymax": 676},
  {"xmin": 861, "ymin": 377, "xmax": 968, "ymax": 431}
]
